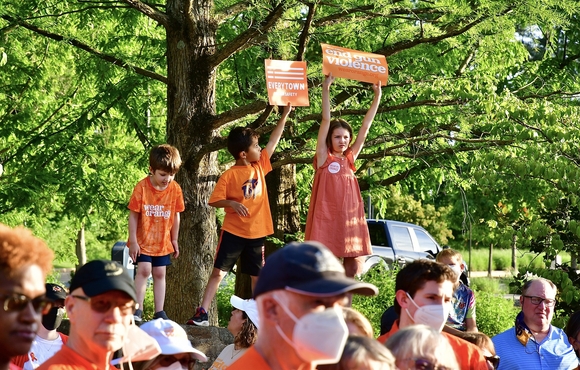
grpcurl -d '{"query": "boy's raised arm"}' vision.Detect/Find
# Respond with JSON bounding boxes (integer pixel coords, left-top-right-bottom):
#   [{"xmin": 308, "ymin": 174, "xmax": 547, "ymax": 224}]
[{"xmin": 265, "ymin": 103, "xmax": 292, "ymax": 158}]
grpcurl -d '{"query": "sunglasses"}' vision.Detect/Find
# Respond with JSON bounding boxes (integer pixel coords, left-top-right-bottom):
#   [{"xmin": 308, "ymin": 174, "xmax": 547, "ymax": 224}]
[
  {"xmin": 155, "ymin": 355, "xmax": 195, "ymax": 368},
  {"xmin": 410, "ymin": 358, "xmax": 451, "ymax": 370},
  {"xmin": 484, "ymin": 355, "xmax": 500, "ymax": 370},
  {"xmin": 71, "ymin": 295, "xmax": 137, "ymax": 315},
  {"xmin": 522, "ymin": 295, "xmax": 556, "ymax": 307},
  {"xmin": 0, "ymin": 293, "xmax": 53, "ymax": 314}
]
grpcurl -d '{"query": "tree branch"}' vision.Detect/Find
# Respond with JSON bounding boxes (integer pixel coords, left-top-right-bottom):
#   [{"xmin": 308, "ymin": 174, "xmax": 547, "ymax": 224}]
[
  {"xmin": 0, "ymin": 15, "xmax": 168, "ymax": 84},
  {"xmin": 210, "ymin": 100, "xmax": 268, "ymax": 130},
  {"xmin": 210, "ymin": 2, "xmax": 288, "ymax": 67},
  {"xmin": 119, "ymin": 0, "xmax": 170, "ymax": 27}
]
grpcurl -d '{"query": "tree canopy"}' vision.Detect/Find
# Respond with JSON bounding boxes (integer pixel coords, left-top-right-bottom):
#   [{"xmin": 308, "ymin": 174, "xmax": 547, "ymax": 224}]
[{"xmin": 2, "ymin": 0, "xmax": 580, "ymax": 321}]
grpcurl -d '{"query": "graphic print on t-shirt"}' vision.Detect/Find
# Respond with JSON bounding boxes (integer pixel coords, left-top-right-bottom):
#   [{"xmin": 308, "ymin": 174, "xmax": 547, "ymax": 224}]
[
  {"xmin": 242, "ymin": 178, "xmax": 259, "ymax": 199},
  {"xmin": 143, "ymin": 204, "xmax": 171, "ymax": 219}
]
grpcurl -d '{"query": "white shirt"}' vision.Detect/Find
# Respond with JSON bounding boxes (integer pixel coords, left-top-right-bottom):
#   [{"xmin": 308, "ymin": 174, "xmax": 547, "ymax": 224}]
[{"xmin": 23, "ymin": 335, "xmax": 64, "ymax": 370}]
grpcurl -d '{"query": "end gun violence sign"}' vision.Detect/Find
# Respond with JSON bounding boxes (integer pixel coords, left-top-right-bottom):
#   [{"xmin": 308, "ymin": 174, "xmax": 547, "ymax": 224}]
[
  {"xmin": 265, "ymin": 59, "xmax": 310, "ymax": 106},
  {"xmin": 321, "ymin": 43, "xmax": 388, "ymax": 85}
]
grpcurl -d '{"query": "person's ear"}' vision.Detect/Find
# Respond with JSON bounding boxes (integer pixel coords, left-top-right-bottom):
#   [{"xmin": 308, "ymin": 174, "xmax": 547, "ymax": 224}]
[
  {"xmin": 395, "ymin": 290, "xmax": 410, "ymax": 309},
  {"xmin": 239, "ymin": 151, "xmax": 247, "ymax": 159},
  {"xmin": 260, "ymin": 296, "xmax": 279, "ymax": 323},
  {"xmin": 65, "ymin": 295, "xmax": 77, "ymax": 322}
]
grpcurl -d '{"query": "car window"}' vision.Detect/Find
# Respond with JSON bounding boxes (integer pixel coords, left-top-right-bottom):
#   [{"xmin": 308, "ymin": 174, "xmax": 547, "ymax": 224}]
[
  {"xmin": 390, "ymin": 226, "xmax": 413, "ymax": 251},
  {"xmin": 414, "ymin": 229, "xmax": 437, "ymax": 252},
  {"xmin": 368, "ymin": 223, "xmax": 388, "ymax": 246}
]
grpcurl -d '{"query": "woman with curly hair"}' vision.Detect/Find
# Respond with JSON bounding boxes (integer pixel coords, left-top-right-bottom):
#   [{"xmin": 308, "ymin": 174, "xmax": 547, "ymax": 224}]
[
  {"xmin": 209, "ymin": 295, "xmax": 259, "ymax": 369},
  {"xmin": 0, "ymin": 223, "xmax": 53, "ymax": 370}
]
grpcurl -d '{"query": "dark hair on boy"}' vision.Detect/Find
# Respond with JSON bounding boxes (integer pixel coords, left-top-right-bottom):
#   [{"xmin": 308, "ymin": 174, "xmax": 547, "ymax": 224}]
[
  {"xmin": 227, "ymin": 127, "xmax": 259, "ymax": 159},
  {"xmin": 394, "ymin": 259, "xmax": 458, "ymax": 315},
  {"xmin": 325, "ymin": 119, "xmax": 354, "ymax": 150},
  {"xmin": 149, "ymin": 144, "xmax": 182, "ymax": 174}
]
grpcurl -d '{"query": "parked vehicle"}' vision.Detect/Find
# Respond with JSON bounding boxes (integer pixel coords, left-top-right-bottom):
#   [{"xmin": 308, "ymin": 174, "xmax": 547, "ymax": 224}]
[{"xmin": 363, "ymin": 219, "xmax": 442, "ymax": 273}]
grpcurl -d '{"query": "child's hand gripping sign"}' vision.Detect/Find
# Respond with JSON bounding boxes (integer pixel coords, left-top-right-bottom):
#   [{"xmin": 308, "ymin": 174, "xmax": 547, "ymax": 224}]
[
  {"xmin": 265, "ymin": 59, "xmax": 310, "ymax": 106},
  {"xmin": 321, "ymin": 43, "xmax": 388, "ymax": 85}
]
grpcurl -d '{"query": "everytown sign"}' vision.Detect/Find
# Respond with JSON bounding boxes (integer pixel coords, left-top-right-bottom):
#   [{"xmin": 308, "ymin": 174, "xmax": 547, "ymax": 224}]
[
  {"xmin": 265, "ymin": 59, "xmax": 310, "ymax": 106},
  {"xmin": 321, "ymin": 43, "xmax": 388, "ymax": 85}
]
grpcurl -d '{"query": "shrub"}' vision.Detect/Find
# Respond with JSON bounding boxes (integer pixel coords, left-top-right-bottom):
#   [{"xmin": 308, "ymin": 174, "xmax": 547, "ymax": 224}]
[
  {"xmin": 216, "ymin": 272, "xmax": 235, "ymax": 327},
  {"xmin": 475, "ymin": 291, "xmax": 519, "ymax": 337},
  {"xmin": 352, "ymin": 264, "xmax": 397, "ymax": 336}
]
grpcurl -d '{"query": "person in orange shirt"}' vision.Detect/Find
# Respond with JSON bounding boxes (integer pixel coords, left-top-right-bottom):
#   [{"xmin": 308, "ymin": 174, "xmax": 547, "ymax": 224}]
[
  {"xmin": 377, "ymin": 259, "xmax": 488, "ymax": 370},
  {"xmin": 187, "ymin": 104, "xmax": 292, "ymax": 326},
  {"xmin": 305, "ymin": 73, "xmax": 381, "ymax": 278},
  {"xmin": 128, "ymin": 144, "xmax": 185, "ymax": 322},
  {"xmin": 229, "ymin": 241, "xmax": 378, "ymax": 370}
]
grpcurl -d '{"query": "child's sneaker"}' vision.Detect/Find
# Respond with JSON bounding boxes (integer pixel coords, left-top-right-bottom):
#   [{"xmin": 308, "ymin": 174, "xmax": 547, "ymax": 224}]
[
  {"xmin": 153, "ymin": 310, "xmax": 169, "ymax": 320},
  {"xmin": 133, "ymin": 308, "xmax": 143, "ymax": 323},
  {"xmin": 186, "ymin": 307, "xmax": 209, "ymax": 326}
]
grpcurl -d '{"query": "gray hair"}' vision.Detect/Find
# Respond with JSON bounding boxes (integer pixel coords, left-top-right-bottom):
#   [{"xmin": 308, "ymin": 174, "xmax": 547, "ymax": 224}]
[{"xmin": 385, "ymin": 325, "xmax": 459, "ymax": 370}]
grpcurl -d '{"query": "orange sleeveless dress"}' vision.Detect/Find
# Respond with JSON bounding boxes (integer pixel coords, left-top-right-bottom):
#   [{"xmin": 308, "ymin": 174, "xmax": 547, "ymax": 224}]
[{"xmin": 304, "ymin": 149, "xmax": 371, "ymax": 258}]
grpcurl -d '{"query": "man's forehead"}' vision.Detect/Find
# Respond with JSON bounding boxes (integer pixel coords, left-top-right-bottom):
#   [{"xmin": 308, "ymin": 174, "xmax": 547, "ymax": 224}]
[{"xmin": 527, "ymin": 280, "xmax": 556, "ymax": 297}]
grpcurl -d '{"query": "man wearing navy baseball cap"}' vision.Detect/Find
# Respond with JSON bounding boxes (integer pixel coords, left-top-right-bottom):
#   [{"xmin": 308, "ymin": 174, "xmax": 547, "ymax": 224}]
[
  {"xmin": 39, "ymin": 260, "xmax": 138, "ymax": 370},
  {"xmin": 229, "ymin": 241, "xmax": 378, "ymax": 370}
]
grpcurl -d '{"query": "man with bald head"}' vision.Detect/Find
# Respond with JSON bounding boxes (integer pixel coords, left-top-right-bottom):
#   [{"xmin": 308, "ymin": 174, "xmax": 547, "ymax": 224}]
[
  {"xmin": 0, "ymin": 223, "xmax": 53, "ymax": 370},
  {"xmin": 492, "ymin": 277, "xmax": 578, "ymax": 369}
]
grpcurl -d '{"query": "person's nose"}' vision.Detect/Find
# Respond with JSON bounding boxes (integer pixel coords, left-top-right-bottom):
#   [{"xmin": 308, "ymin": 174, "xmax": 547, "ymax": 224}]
[{"xmin": 18, "ymin": 301, "xmax": 40, "ymax": 323}]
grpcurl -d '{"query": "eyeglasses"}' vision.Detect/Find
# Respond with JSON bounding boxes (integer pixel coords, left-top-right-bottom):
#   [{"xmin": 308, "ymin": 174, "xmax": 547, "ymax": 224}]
[
  {"xmin": 484, "ymin": 355, "xmax": 500, "ymax": 370},
  {"xmin": 0, "ymin": 293, "xmax": 53, "ymax": 314},
  {"xmin": 408, "ymin": 358, "xmax": 451, "ymax": 370},
  {"xmin": 71, "ymin": 295, "xmax": 136, "ymax": 315},
  {"xmin": 523, "ymin": 295, "xmax": 556, "ymax": 307}
]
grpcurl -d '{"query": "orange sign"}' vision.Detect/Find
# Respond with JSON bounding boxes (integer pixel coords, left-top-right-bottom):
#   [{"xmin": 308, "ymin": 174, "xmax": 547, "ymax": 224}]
[
  {"xmin": 321, "ymin": 43, "xmax": 388, "ymax": 85},
  {"xmin": 265, "ymin": 60, "xmax": 310, "ymax": 106}
]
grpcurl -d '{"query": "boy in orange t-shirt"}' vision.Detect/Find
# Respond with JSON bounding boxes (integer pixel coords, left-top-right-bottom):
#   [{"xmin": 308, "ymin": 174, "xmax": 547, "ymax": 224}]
[
  {"xmin": 186, "ymin": 104, "xmax": 292, "ymax": 326},
  {"xmin": 127, "ymin": 144, "xmax": 185, "ymax": 322}
]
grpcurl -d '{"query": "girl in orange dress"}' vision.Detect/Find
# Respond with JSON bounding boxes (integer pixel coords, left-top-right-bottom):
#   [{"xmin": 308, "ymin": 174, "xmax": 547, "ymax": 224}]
[{"xmin": 305, "ymin": 73, "xmax": 382, "ymax": 277}]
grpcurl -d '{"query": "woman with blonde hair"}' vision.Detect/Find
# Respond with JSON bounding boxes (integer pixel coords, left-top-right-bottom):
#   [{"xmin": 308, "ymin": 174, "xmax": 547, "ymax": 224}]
[{"xmin": 385, "ymin": 325, "xmax": 459, "ymax": 370}]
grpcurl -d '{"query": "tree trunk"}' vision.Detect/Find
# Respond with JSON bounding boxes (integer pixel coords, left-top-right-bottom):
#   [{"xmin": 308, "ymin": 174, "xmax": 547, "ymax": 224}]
[
  {"xmin": 75, "ymin": 223, "xmax": 86, "ymax": 268},
  {"xmin": 487, "ymin": 243, "xmax": 493, "ymax": 278},
  {"xmin": 511, "ymin": 233, "xmax": 517, "ymax": 272},
  {"xmin": 164, "ymin": 0, "xmax": 220, "ymax": 324}
]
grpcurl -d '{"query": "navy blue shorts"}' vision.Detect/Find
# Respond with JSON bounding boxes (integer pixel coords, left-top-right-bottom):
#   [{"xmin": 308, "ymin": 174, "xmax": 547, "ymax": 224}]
[
  {"xmin": 134, "ymin": 253, "xmax": 172, "ymax": 267},
  {"xmin": 214, "ymin": 230, "xmax": 264, "ymax": 276}
]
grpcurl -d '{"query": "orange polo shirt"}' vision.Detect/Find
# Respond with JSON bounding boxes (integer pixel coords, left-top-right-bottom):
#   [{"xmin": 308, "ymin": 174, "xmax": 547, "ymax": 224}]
[{"xmin": 378, "ymin": 321, "xmax": 488, "ymax": 370}]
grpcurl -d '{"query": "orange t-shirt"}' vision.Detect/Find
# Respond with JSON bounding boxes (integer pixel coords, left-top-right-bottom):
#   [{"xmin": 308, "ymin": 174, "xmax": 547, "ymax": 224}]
[
  {"xmin": 37, "ymin": 345, "xmax": 100, "ymax": 370},
  {"xmin": 378, "ymin": 321, "xmax": 488, "ymax": 370},
  {"xmin": 209, "ymin": 150, "xmax": 273, "ymax": 239},
  {"xmin": 127, "ymin": 177, "xmax": 185, "ymax": 256},
  {"xmin": 228, "ymin": 347, "xmax": 271, "ymax": 370}
]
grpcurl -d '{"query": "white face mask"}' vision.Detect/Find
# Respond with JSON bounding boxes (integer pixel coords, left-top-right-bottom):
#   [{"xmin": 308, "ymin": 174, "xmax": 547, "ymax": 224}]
[
  {"xmin": 405, "ymin": 292, "xmax": 450, "ymax": 332},
  {"xmin": 156, "ymin": 362, "xmax": 187, "ymax": 370},
  {"xmin": 448, "ymin": 264, "xmax": 462, "ymax": 279},
  {"xmin": 273, "ymin": 295, "xmax": 348, "ymax": 365}
]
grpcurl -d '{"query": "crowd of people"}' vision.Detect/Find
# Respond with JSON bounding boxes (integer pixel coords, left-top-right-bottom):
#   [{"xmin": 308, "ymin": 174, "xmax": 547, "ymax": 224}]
[{"xmin": 3, "ymin": 75, "xmax": 580, "ymax": 370}]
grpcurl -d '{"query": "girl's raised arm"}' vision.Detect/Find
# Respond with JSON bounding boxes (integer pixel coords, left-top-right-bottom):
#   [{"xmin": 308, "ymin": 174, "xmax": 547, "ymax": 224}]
[
  {"xmin": 350, "ymin": 80, "xmax": 382, "ymax": 160},
  {"xmin": 315, "ymin": 73, "xmax": 335, "ymax": 168}
]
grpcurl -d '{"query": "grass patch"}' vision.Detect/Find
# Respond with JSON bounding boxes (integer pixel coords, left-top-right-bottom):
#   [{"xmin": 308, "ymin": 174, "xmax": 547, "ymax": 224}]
[{"xmin": 458, "ymin": 248, "xmax": 570, "ymax": 271}]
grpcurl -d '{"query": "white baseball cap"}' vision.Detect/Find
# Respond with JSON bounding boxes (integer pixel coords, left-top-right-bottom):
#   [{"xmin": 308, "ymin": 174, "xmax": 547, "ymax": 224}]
[
  {"xmin": 139, "ymin": 319, "xmax": 208, "ymax": 362},
  {"xmin": 230, "ymin": 295, "xmax": 260, "ymax": 330}
]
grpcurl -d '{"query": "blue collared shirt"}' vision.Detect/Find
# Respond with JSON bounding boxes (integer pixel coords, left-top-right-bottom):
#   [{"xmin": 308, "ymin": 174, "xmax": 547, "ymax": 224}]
[{"xmin": 492, "ymin": 325, "xmax": 578, "ymax": 370}]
